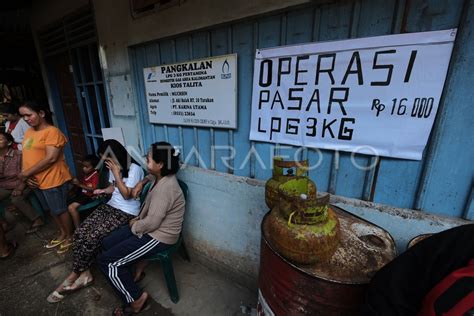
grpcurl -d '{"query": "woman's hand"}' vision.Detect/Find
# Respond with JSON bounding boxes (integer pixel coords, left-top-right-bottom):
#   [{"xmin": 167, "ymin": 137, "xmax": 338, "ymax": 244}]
[
  {"xmin": 25, "ymin": 178, "xmax": 39, "ymax": 188},
  {"xmin": 18, "ymin": 172, "xmax": 28, "ymax": 182},
  {"xmin": 104, "ymin": 158, "xmax": 121, "ymax": 177},
  {"xmin": 93, "ymin": 189, "xmax": 105, "ymax": 195},
  {"xmin": 129, "ymin": 217, "xmax": 138, "ymax": 227},
  {"xmin": 131, "ymin": 181, "xmax": 144, "ymax": 199}
]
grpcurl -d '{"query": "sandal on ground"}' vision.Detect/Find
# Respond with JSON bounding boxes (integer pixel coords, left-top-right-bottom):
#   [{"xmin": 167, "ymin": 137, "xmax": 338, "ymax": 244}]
[
  {"xmin": 45, "ymin": 239, "xmax": 65, "ymax": 249},
  {"xmin": 26, "ymin": 223, "xmax": 45, "ymax": 234},
  {"xmin": 0, "ymin": 241, "xmax": 18, "ymax": 259},
  {"xmin": 56, "ymin": 240, "xmax": 73, "ymax": 254},
  {"xmin": 63, "ymin": 276, "xmax": 93, "ymax": 293},
  {"xmin": 47, "ymin": 291, "xmax": 65, "ymax": 303},
  {"xmin": 112, "ymin": 301, "xmax": 150, "ymax": 316},
  {"xmin": 46, "ymin": 277, "xmax": 74, "ymax": 303},
  {"xmin": 59, "ymin": 278, "xmax": 74, "ymax": 290}
]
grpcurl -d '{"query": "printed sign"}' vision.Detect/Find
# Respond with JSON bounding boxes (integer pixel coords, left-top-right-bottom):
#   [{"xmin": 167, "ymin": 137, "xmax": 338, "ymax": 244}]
[
  {"xmin": 250, "ymin": 29, "xmax": 457, "ymax": 160},
  {"xmin": 144, "ymin": 54, "xmax": 237, "ymax": 128}
]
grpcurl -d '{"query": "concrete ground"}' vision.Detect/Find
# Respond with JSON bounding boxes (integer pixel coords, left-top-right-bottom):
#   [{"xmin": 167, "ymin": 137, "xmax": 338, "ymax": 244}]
[{"xmin": 0, "ymin": 211, "xmax": 257, "ymax": 316}]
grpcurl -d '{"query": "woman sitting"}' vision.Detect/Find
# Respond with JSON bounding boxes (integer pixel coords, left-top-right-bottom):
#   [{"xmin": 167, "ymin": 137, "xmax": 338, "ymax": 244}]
[
  {"xmin": 98, "ymin": 142, "xmax": 185, "ymax": 315},
  {"xmin": 47, "ymin": 139, "xmax": 144, "ymax": 303},
  {"xmin": 0, "ymin": 132, "xmax": 44, "ymax": 232}
]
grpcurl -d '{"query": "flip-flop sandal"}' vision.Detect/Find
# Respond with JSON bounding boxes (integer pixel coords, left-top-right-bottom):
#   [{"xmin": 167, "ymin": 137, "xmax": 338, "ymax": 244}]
[
  {"xmin": 59, "ymin": 278, "xmax": 73, "ymax": 290},
  {"xmin": 46, "ymin": 277, "xmax": 74, "ymax": 303},
  {"xmin": 112, "ymin": 305, "xmax": 128, "ymax": 316},
  {"xmin": 47, "ymin": 291, "xmax": 65, "ymax": 303},
  {"xmin": 112, "ymin": 305, "xmax": 127, "ymax": 316},
  {"xmin": 0, "ymin": 241, "xmax": 17, "ymax": 259},
  {"xmin": 112, "ymin": 300, "xmax": 150, "ymax": 315},
  {"xmin": 45, "ymin": 239, "xmax": 65, "ymax": 249},
  {"xmin": 56, "ymin": 240, "xmax": 73, "ymax": 254},
  {"xmin": 63, "ymin": 276, "xmax": 94, "ymax": 293},
  {"xmin": 26, "ymin": 223, "xmax": 45, "ymax": 234}
]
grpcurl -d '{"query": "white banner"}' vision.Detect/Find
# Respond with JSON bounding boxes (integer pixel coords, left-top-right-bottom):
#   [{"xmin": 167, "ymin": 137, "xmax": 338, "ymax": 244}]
[
  {"xmin": 249, "ymin": 29, "xmax": 457, "ymax": 160},
  {"xmin": 144, "ymin": 54, "xmax": 237, "ymax": 128}
]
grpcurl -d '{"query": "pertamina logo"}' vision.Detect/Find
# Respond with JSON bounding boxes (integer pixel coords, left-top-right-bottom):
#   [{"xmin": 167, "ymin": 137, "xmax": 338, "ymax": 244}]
[
  {"xmin": 147, "ymin": 70, "xmax": 157, "ymax": 82},
  {"xmin": 221, "ymin": 59, "xmax": 231, "ymax": 79}
]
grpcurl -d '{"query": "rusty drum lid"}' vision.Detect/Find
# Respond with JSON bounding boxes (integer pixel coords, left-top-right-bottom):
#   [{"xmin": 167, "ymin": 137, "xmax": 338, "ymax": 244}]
[{"xmin": 263, "ymin": 205, "xmax": 396, "ymax": 284}]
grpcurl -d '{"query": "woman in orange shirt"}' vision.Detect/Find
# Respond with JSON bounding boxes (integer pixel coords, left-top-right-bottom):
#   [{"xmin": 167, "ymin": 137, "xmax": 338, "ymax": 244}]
[{"xmin": 19, "ymin": 101, "xmax": 74, "ymax": 254}]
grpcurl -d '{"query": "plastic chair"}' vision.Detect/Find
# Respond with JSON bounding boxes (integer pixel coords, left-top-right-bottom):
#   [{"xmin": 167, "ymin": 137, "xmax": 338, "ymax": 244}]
[
  {"xmin": 139, "ymin": 181, "xmax": 152, "ymax": 205},
  {"xmin": 144, "ymin": 179, "xmax": 189, "ymax": 303}
]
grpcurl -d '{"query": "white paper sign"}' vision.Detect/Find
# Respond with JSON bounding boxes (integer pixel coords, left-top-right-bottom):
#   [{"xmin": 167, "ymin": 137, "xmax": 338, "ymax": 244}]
[
  {"xmin": 144, "ymin": 54, "xmax": 237, "ymax": 128},
  {"xmin": 101, "ymin": 127, "xmax": 125, "ymax": 146},
  {"xmin": 250, "ymin": 29, "xmax": 457, "ymax": 160}
]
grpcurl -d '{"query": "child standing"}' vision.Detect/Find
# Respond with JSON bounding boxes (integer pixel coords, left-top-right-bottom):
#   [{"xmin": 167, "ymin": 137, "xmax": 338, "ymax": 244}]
[{"xmin": 67, "ymin": 155, "xmax": 100, "ymax": 228}]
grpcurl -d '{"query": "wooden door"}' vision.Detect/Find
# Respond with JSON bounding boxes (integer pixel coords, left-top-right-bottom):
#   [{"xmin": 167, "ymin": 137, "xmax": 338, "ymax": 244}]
[{"xmin": 50, "ymin": 52, "xmax": 87, "ymax": 174}]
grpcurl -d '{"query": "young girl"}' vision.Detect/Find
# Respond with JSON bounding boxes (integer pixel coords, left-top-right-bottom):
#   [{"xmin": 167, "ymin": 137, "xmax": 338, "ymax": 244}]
[
  {"xmin": 99, "ymin": 142, "xmax": 185, "ymax": 315},
  {"xmin": 47, "ymin": 139, "xmax": 144, "ymax": 303},
  {"xmin": 67, "ymin": 154, "xmax": 100, "ymax": 228},
  {"xmin": 18, "ymin": 101, "xmax": 73, "ymax": 253}
]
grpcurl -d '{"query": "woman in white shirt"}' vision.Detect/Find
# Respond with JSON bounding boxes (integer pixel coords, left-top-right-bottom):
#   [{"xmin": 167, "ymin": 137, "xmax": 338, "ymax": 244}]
[
  {"xmin": 47, "ymin": 139, "xmax": 144, "ymax": 303},
  {"xmin": 3, "ymin": 102, "xmax": 29, "ymax": 150}
]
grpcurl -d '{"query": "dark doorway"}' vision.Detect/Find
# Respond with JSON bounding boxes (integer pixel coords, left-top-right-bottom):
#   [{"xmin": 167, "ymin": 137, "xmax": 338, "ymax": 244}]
[
  {"xmin": 0, "ymin": 3, "xmax": 47, "ymax": 109},
  {"xmin": 49, "ymin": 53, "xmax": 88, "ymax": 173},
  {"xmin": 38, "ymin": 6, "xmax": 110, "ymax": 175}
]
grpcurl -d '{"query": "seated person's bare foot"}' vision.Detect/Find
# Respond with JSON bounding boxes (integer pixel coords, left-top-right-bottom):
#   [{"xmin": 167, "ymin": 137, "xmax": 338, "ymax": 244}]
[
  {"xmin": 131, "ymin": 292, "xmax": 149, "ymax": 312},
  {"xmin": 112, "ymin": 292, "xmax": 149, "ymax": 315},
  {"xmin": 62, "ymin": 271, "xmax": 93, "ymax": 292},
  {"xmin": 57, "ymin": 272, "xmax": 80, "ymax": 292}
]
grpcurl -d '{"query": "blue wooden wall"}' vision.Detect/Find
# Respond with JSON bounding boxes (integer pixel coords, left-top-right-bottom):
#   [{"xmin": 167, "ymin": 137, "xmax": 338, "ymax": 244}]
[{"xmin": 129, "ymin": 0, "xmax": 473, "ymax": 218}]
